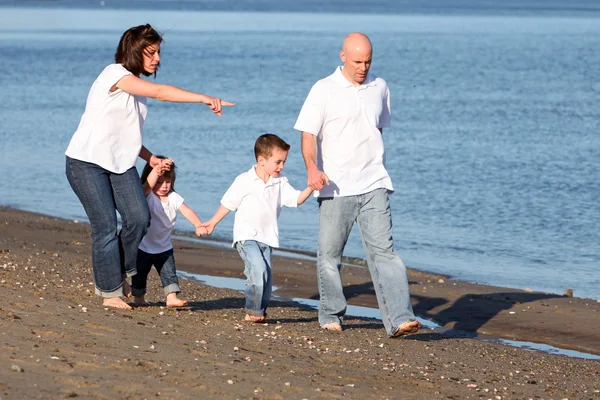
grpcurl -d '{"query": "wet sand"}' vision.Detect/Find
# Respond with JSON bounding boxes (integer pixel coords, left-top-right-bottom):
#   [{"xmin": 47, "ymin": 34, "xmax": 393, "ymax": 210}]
[{"xmin": 1, "ymin": 206, "xmax": 599, "ymax": 399}]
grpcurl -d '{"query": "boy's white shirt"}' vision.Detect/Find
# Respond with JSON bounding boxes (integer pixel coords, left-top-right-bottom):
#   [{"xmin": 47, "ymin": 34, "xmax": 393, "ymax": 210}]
[
  {"xmin": 139, "ymin": 191, "xmax": 184, "ymax": 254},
  {"xmin": 221, "ymin": 165, "xmax": 301, "ymax": 248}
]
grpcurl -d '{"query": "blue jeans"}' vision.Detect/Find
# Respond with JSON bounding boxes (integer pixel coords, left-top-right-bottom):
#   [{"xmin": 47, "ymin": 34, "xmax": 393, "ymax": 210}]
[
  {"xmin": 131, "ymin": 249, "xmax": 181, "ymax": 297},
  {"xmin": 235, "ymin": 240, "xmax": 272, "ymax": 317},
  {"xmin": 317, "ymin": 188, "xmax": 416, "ymax": 336},
  {"xmin": 65, "ymin": 156, "xmax": 150, "ymax": 298}
]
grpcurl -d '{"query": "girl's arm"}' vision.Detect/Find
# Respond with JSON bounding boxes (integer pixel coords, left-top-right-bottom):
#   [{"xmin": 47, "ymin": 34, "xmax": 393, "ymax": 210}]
[
  {"xmin": 115, "ymin": 75, "xmax": 235, "ymax": 116},
  {"xmin": 143, "ymin": 166, "xmax": 162, "ymax": 196},
  {"xmin": 297, "ymin": 187, "xmax": 314, "ymax": 206},
  {"xmin": 179, "ymin": 203, "xmax": 207, "ymax": 236},
  {"xmin": 200, "ymin": 205, "xmax": 231, "ymax": 235}
]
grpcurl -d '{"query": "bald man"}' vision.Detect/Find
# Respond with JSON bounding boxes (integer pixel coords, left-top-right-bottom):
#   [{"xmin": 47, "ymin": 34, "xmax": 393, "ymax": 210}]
[{"xmin": 294, "ymin": 33, "xmax": 421, "ymax": 338}]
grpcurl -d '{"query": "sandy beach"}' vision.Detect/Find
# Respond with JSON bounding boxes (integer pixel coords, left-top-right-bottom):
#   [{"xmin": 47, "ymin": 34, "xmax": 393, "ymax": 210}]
[{"xmin": 0, "ymin": 206, "xmax": 599, "ymax": 399}]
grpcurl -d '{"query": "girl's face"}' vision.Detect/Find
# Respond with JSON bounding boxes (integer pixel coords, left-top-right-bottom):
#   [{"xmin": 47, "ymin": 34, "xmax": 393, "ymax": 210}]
[
  {"xmin": 153, "ymin": 175, "xmax": 171, "ymax": 197},
  {"xmin": 143, "ymin": 43, "xmax": 161, "ymax": 74}
]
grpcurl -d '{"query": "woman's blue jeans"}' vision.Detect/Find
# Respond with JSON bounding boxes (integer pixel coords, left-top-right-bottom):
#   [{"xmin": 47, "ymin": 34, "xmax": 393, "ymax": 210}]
[
  {"xmin": 66, "ymin": 156, "xmax": 150, "ymax": 298},
  {"xmin": 235, "ymin": 240, "xmax": 272, "ymax": 317},
  {"xmin": 317, "ymin": 188, "xmax": 417, "ymax": 336}
]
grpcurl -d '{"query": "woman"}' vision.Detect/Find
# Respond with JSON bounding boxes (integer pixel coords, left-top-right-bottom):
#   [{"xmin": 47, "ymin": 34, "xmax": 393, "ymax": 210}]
[{"xmin": 65, "ymin": 24, "xmax": 234, "ymax": 310}]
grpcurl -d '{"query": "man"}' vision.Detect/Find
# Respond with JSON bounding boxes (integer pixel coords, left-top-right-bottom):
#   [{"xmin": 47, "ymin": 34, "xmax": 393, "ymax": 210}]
[{"xmin": 294, "ymin": 32, "xmax": 421, "ymax": 337}]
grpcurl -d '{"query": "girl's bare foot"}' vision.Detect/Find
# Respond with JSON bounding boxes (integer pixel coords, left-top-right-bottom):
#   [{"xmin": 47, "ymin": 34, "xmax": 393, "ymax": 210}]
[
  {"xmin": 244, "ymin": 314, "xmax": 266, "ymax": 323},
  {"xmin": 166, "ymin": 293, "xmax": 188, "ymax": 308},
  {"xmin": 133, "ymin": 296, "xmax": 150, "ymax": 307},
  {"xmin": 103, "ymin": 297, "xmax": 132, "ymax": 310},
  {"xmin": 122, "ymin": 279, "xmax": 132, "ymax": 298}
]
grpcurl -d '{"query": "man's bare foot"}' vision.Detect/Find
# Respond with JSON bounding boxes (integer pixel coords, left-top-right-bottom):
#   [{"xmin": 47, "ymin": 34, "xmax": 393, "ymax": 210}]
[
  {"xmin": 103, "ymin": 297, "xmax": 132, "ymax": 310},
  {"xmin": 122, "ymin": 279, "xmax": 132, "ymax": 298},
  {"xmin": 321, "ymin": 322, "xmax": 342, "ymax": 332},
  {"xmin": 244, "ymin": 314, "xmax": 266, "ymax": 323},
  {"xmin": 166, "ymin": 293, "xmax": 189, "ymax": 308},
  {"xmin": 391, "ymin": 320, "xmax": 421, "ymax": 338},
  {"xmin": 133, "ymin": 296, "xmax": 150, "ymax": 307}
]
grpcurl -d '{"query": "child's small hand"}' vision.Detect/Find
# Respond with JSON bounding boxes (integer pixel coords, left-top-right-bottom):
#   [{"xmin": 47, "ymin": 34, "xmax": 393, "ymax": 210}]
[
  {"xmin": 195, "ymin": 225, "xmax": 209, "ymax": 237},
  {"xmin": 199, "ymin": 222, "xmax": 215, "ymax": 235}
]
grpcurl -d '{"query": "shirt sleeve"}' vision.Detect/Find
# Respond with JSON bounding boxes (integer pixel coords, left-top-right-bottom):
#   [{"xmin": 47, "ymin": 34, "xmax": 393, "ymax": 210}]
[
  {"xmin": 377, "ymin": 84, "xmax": 391, "ymax": 129},
  {"xmin": 280, "ymin": 177, "xmax": 301, "ymax": 208},
  {"xmin": 220, "ymin": 175, "xmax": 246, "ymax": 211},
  {"xmin": 169, "ymin": 192, "xmax": 185, "ymax": 210},
  {"xmin": 95, "ymin": 64, "xmax": 132, "ymax": 95},
  {"xmin": 293, "ymin": 82, "xmax": 326, "ymax": 136}
]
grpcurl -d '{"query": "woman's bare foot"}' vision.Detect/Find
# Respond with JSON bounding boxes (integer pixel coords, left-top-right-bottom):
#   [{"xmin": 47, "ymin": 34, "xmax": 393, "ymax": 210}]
[
  {"xmin": 166, "ymin": 293, "xmax": 189, "ymax": 308},
  {"xmin": 244, "ymin": 314, "xmax": 266, "ymax": 323},
  {"xmin": 103, "ymin": 297, "xmax": 132, "ymax": 310},
  {"xmin": 321, "ymin": 322, "xmax": 342, "ymax": 331},
  {"xmin": 391, "ymin": 320, "xmax": 421, "ymax": 338},
  {"xmin": 133, "ymin": 296, "xmax": 150, "ymax": 307},
  {"xmin": 122, "ymin": 279, "xmax": 132, "ymax": 299}
]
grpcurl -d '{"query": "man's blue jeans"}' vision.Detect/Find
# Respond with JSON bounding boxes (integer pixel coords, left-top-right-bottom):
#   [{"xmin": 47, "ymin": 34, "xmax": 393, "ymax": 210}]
[
  {"xmin": 317, "ymin": 188, "xmax": 417, "ymax": 336},
  {"xmin": 132, "ymin": 249, "xmax": 181, "ymax": 296},
  {"xmin": 235, "ymin": 240, "xmax": 272, "ymax": 317},
  {"xmin": 66, "ymin": 156, "xmax": 150, "ymax": 298}
]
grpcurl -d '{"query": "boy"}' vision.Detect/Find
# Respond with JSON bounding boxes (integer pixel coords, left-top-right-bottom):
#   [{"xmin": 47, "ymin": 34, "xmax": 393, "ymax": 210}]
[{"xmin": 201, "ymin": 134, "xmax": 313, "ymax": 322}]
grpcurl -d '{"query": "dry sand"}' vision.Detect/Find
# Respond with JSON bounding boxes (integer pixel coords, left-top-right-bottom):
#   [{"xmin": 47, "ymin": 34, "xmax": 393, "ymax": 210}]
[{"xmin": 0, "ymin": 206, "xmax": 599, "ymax": 399}]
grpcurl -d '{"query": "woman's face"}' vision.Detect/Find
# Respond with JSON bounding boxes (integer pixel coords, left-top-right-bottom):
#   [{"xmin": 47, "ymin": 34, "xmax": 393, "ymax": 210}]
[{"xmin": 142, "ymin": 43, "xmax": 161, "ymax": 74}]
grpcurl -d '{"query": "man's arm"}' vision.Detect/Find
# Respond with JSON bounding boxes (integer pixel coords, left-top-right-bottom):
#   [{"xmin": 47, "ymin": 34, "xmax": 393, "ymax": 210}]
[{"xmin": 301, "ymin": 132, "xmax": 329, "ymax": 190}]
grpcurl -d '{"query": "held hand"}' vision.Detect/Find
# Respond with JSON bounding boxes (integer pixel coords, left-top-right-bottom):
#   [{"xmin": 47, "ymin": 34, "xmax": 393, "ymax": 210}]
[
  {"xmin": 307, "ymin": 168, "xmax": 330, "ymax": 191},
  {"xmin": 204, "ymin": 96, "xmax": 235, "ymax": 116},
  {"xmin": 195, "ymin": 225, "xmax": 209, "ymax": 237},
  {"xmin": 199, "ymin": 222, "xmax": 215, "ymax": 235}
]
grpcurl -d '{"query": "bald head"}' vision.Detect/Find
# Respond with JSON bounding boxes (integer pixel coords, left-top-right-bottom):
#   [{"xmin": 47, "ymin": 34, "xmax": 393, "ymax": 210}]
[
  {"xmin": 342, "ymin": 32, "xmax": 372, "ymax": 55},
  {"xmin": 340, "ymin": 32, "xmax": 373, "ymax": 86}
]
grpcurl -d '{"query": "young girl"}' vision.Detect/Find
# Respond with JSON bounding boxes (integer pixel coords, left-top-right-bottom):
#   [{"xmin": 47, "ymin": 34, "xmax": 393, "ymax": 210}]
[{"xmin": 131, "ymin": 156, "xmax": 207, "ymax": 307}]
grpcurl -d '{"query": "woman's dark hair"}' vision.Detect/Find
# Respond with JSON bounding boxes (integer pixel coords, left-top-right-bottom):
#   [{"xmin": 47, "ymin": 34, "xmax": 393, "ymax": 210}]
[
  {"xmin": 141, "ymin": 155, "xmax": 176, "ymax": 192},
  {"xmin": 114, "ymin": 24, "xmax": 163, "ymax": 77}
]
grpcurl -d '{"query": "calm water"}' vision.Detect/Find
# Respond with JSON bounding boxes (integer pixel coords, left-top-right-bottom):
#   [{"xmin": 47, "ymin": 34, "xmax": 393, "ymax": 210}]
[{"xmin": 1, "ymin": 1, "xmax": 598, "ymax": 299}]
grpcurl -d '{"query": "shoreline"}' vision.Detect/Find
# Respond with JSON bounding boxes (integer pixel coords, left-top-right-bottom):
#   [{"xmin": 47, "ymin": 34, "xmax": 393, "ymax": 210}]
[{"xmin": 1, "ymin": 205, "xmax": 599, "ymax": 399}]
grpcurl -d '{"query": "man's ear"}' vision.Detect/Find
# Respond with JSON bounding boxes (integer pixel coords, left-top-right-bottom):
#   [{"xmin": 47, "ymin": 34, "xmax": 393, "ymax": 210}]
[{"xmin": 339, "ymin": 50, "xmax": 346, "ymax": 63}]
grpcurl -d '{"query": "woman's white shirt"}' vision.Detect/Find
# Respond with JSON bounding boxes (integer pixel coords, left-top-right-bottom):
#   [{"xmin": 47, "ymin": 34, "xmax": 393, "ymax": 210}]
[{"xmin": 66, "ymin": 64, "xmax": 147, "ymax": 173}]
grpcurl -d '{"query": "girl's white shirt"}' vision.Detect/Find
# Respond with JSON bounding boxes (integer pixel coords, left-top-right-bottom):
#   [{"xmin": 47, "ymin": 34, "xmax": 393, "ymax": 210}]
[
  {"xmin": 65, "ymin": 64, "xmax": 147, "ymax": 173},
  {"xmin": 139, "ymin": 191, "xmax": 184, "ymax": 254}
]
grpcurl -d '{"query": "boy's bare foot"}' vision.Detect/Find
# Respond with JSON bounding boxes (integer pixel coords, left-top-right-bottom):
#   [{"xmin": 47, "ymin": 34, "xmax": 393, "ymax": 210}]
[
  {"xmin": 133, "ymin": 296, "xmax": 150, "ymax": 307},
  {"xmin": 103, "ymin": 297, "xmax": 132, "ymax": 310},
  {"xmin": 244, "ymin": 314, "xmax": 266, "ymax": 323},
  {"xmin": 391, "ymin": 320, "xmax": 421, "ymax": 338},
  {"xmin": 122, "ymin": 279, "xmax": 132, "ymax": 298},
  {"xmin": 321, "ymin": 322, "xmax": 342, "ymax": 331},
  {"xmin": 166, "ymin": 293, "xmax": 189, "ymax": 308}
]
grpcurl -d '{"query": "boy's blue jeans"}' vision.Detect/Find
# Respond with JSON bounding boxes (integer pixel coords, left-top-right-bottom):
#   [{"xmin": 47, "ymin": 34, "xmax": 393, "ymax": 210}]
[
  {"xmin": 317, "ymin": 188, "xmax": 417, "ymax": 336},
  {"xmin": 65, "ymin": 156, "xmax": 150, "ymax": 298},
  {"xmin": 235, "ymin": 240, "xmax": 272, "ymax": 317},
  {"xmin": 131, "ymin": 249, "xmax": 181, "ymax": 297}
]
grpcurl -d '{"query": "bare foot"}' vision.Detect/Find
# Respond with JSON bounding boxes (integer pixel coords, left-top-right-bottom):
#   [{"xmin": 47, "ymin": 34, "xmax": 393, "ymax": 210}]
[
  {"xmin": 166, "ymin": 293, "xmax": 189, "ymax": 308},
  {"xmin": 103, "ymin": 297, "xmax": 132, "ymax": 310},
  {"xmin": 391, "ymin": 320, "xmax": 422, "ymax": 338},
  {"xmin": 321, "ymin": 322, "xmax": 342, "ymax": 332},
  {"xmin": 122, "ymin": 279, "xmax": 132, "ymax": 299},
  {"xmin": 133, "ymin": 296, "xmax": 150, "ymax": 307},
  {"xmin": 244, "ymin": 314, "xmax": 266, "ymax": 323}
]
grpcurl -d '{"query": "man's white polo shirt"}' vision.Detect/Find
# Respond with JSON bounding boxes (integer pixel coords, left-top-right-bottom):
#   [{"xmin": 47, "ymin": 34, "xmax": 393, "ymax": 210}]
[
  {"xmin": 221, "ymin": 166, "xmax": 301, "ymax": 248},
  {"xmin": 294, "ymin": 67, "xmax": 393, "ymax": 198}
]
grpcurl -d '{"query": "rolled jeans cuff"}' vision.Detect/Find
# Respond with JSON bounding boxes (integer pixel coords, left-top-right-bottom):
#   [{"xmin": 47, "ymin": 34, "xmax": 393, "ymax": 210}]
[
  {"xmin": 163, "ymin": 283, "xmax": 181, "ymax": 296},
  {"xmin": 94, "ymin": 285, "xmax": 123, "ymax": 298}
]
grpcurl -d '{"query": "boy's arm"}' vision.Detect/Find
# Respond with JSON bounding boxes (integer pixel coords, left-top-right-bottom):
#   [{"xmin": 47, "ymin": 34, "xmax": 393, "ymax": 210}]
[
  {"xmin": 179, "ymin": 203, "xmax": 207, "ymax": 236},
  {"xmin": 201, "ymin": 205, "xmax": 231, "ymax": 235},
  {"xmin": 297, "ymin": 187, "xmax": 314, "ymax": 206}
]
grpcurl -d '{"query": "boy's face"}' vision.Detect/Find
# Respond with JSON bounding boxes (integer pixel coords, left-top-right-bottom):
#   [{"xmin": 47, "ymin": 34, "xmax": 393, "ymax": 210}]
[{"xmin": 259, "ymin": 148, "xmax": 288, "ymax": 177}]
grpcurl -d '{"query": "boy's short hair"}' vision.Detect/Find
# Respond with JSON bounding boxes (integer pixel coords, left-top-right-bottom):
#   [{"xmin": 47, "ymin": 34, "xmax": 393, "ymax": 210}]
[{"xmin": 254, "ymin": 134, "xmax": 291, "ymax": 160}]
